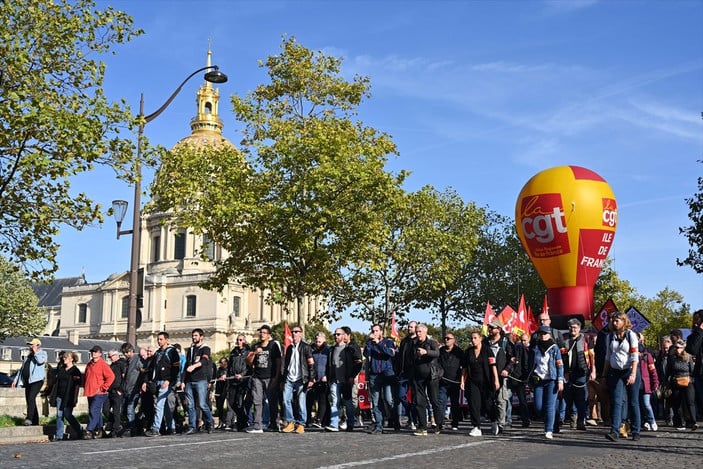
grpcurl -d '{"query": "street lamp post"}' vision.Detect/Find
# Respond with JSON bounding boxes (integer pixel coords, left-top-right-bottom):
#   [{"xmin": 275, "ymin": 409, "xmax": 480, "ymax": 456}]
[{"xmin": 112, "ymin": 65, "xmax": 227, "ymax": 347}]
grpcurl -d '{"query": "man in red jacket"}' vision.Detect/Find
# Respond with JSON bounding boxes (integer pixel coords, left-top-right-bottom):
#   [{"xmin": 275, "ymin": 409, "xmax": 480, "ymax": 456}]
[{"xmin": 84, "ymin": 345, "xmax": 115, "ymax": 439}]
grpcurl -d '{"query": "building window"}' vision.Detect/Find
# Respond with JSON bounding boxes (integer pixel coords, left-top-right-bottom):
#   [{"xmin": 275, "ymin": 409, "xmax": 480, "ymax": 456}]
[
  {"xmin": 152, "ymin": 235, "xmax": 161, "ymax": 262},
  {"xmin": 174, "ymin": 231, "xmax": 186, "ymax": 260},
  {"xmin": 78, "ymin": 304, "xmax": 88, "ymax": 323},
  {"xmin": 202, "ymin": 234, "xmax": 215, "ymax": 261},
  {"xmin": 185, "ymin": 295, "xmax": 197, "ymax": 317},
  {"xmin": 120, "ymin": 296, "xmax": 129, "ymax": 319},
  {"xmin": 1, "ymin": 348, "xmax": 11, "ymax": 360},
  {"xmin": 232, "ymin": 296, "xmax": 241, "ymax": 317}
]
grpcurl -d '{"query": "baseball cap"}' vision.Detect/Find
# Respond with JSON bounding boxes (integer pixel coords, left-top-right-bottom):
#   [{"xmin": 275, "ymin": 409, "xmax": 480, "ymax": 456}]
[
  {"xmin": 538, "ymin": 325, "xmax": 552, "ymax": 334},
  {"xmin": 27, "ymin": 338, "xmax": 42, "ymax": 346},
  {"xmin": 89, "ymin": 345, "xmax": 103, "ymax": 353},
  {"xmin": 257, "ymin": 325, "xmax": 272, "ymax": 333}
]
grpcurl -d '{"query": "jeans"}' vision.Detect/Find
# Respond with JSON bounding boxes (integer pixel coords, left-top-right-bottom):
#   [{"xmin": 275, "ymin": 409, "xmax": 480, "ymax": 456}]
[
  {"xmin": 185, "ymin": 380, "xmax": 214, "ymax": 430},
  {"xmin": 397, "ymin": 374, "xmax": 417, "ymax": 424},
  {"xmin": 510, "ymin": 382, "xmax": 531, "ymax": 424},
  {"xmin": 125, "ymin": 390, "xmax": 140, "ymax": 430},
  {"xmin": 640, "ymin": 392, "xmax": 656, "ymax": 425},
  {"xmin": 87, "ymin": 393, "xmax": 108, "ymax": 432},
  {"xmin": 55, "ymin": 397, "xmax": 81, "ymax": 440},
  {"xmin": 368, "ymin": 374, "xmax": 395, "ymax": 430},
  {"xmin": 607, "ymin": 367, "xmax": 641, "ymax": 435},
  {"xmin": 533, "ymin": 379, "xmax": 558, "ymax": 433},
  {"xmin": 152, "ymin": 381, "xmax": 174, "ymax": 432},
  {"xmin": 283, "ymin": 379, "xmax": 307, "ymax": 425},
  {"xmin": 329, "ymin": 381, "xmax": 355, "ymax": 428},
  {"xmin": 565, "ymin": 375, "xmax": 588, "ymax": 424}
]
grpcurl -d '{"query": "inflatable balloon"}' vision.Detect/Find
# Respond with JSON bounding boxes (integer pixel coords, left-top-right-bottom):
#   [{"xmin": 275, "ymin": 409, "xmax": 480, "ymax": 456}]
[{"xmin": 515, "ymin": 166, "xmax": 617, "ymax": 327}]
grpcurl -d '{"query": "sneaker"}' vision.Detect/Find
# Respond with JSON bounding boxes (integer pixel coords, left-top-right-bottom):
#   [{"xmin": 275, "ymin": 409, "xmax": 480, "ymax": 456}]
[
  {"xmin": 632, "ymin": 433, "xmax": 640, "ymax": 441},
  {"xmin": 576, "ymin": 422, "xmax": 587, "ymax": 431},
  {"xmin": 145, "ymin": 429, "xmax": 161, "ymax": 437},
  {"xmin": 312, "ymin": 422, "xmax": 322, "ymax": 429},
  {"xmin": 676, "ymin": 427, "xmax": 687, "ymax": 431},
  {"xmin": 366, "ymin": 426, "xmax": 383, "ymax": 435},
  {"xmin": 295, "ymin": 424, "xmax": 305, "ymax": 434},
  {"xmin": 605, "ymin": 431, "xmax": 619, "ymax": 442},
  {"xmin": 246, "ymin": 427, "xmax": 263, "ymax": 434},
  {"xmin": 651, "ymin": 422, "xmax": 658, "ymax": 431},
  {"xmin": 282, "ymin": 422, "xmax": 296, "ymax": 433},
  {"xmin": 491, "ymin": 422, "xmax": 499, "ymax": 435},
  {"xmin": 413, "ymin": 429, "xmax": 428, "ymax": 436},
  {"xmin": 434, "ymin": 427, "xmax": 441, "ymax": 435},
  {"xmin": 545, "ymin": 432, "xmax": 553, "ymax": 439},
  {"xmin": 586, "ymin": 419, "xmax": 598, "ymax": 426},
  {"xmin": 469, "ymin": 426, "xmax": 482, "ymax": 437},
  {"xmin": 23, "ymin": 419, "xmax": 33, "ymax": 426},
  {"xmin": 619, "ymin": 422, "xmax": 629, "ymax": 438},
  {"xmin": 643, "ymin": 422, "xmax": 651, "ymax": 431},
  {"xmin": 183, "ymin": 428, "xmax": 196, "ymax": 435},
  {"xmin": 406, "ymin": 422, "xmax": 417, "ymax": 431},
  {"xmin": 691, "ymin": 423, "xmax": 699, "ymax": 431},
  {"xmin": 451, "ymin": 426, "xmax": 459, "ymax": 431},
  {"xmin": 339, "ymin": 421, "xmax": 347, "ymax": 430},
  {"xmin": 324, "ymin": 425, "xmax": 339, "ymax": 432}
]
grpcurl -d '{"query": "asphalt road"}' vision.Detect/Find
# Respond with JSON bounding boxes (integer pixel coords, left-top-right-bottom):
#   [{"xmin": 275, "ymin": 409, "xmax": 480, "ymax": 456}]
[{"xmin": 1, "ymin": 422, "xmax": 701, "ymax": 469}]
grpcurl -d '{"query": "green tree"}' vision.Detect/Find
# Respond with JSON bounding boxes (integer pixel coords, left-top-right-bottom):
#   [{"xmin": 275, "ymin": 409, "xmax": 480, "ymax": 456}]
[
  {"xmin": 0, "ymin": 256, "xmax": 44, "ymax": 340},
  {"xmin": 409, "ymin": 187, "xmax": 484, "ymax": 337},
  {"xmin": 0, "ymin": 0, "xmax": 142, "ymax": 279},
  {"xmin": 152, "ymin": 37, "xmax": 404, "ymax": 323},
  {"xmin": 462, "ymin": 211, "xmax": 544, "ymax": 323},
  {"xmin": 678, "ymin": 159, "xmax": 703, "ymax": 273},
  {"xmin": 592, "ymin": 258, "xmax": 646, "ymax": 315},
  {"xmin": 638, "ymin": 288, "xmax": 691, "ymax": 348}
]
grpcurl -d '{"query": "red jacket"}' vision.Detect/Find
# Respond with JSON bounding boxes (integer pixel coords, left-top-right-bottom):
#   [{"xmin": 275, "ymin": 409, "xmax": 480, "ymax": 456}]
[{"xmin": 84, "ymin": 358, "xmax": 115, "ymax": 397}]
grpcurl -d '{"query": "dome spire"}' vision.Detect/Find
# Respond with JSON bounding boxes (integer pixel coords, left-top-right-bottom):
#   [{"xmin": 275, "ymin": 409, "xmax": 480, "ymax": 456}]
[{"xmin": 189, "ymin": 43, "xmax": 223, "ymax": 135}]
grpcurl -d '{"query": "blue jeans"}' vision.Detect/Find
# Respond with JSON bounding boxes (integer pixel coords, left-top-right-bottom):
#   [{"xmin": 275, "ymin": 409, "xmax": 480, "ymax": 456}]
[
  {"xmin": 87, "ymin": 393, "xmax": 108, "ymax": 432},
  {"xmin": 329, "ymin": 382, "xmax": 355, "ymax": 428},
  {"xmin": 533, "ymin": 379, "xmax": 558, "ymax": 433},
  {"xmin": 283, "ymin": 379, "xmax": 307, "ymax": 425},
  {"xmin": 438, "ymin": 381, "xmax": 462, "ymax": 426},
  {"xmin": 607, "ymin": 367, "xmax": 641, "ymax": 435},
  {"xmin": 152, "ymin": 381, "xmax": 175, "ymax": 432},
  {"xmin": 640, "ymin": 392, "xmax": 655, "ymax": 425},
  {"xmin": 186, "ymin": 380, "xmax": 214, "ymax": 430},
  {"xmin": 125, "ymin": 390, "xmax": 140, "ymax": 430},
  {"xmin": 55, "ymin": 397, "xmax": 81, "ymax": 439},
  {"xmin": 397, "ymin": 374, "xmax": 417, "ymax": 424},
  {"xmin": 368, "ymin": 374, "xmax": 395, "ymax": 430}
]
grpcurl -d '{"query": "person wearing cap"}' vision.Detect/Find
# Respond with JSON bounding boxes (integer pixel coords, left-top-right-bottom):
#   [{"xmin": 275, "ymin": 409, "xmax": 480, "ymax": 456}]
[
  {"xmin": 666, "ymin": 339, "xmax": 698, "ymax": 431},
  {"xmin": 563, "ymin": 318, "xmax": 593, "ymax": 431},
  {"xmin": 245, "ymin": 325, "xmax": 282, "ymax": 433},
  {"xmin": 531, "ymin": 325, "xmax": 564, "ymax": 439},
  {"xmin": 12, "ymin": 338, "xmax": 48, "ymax": 425},
  {"xmin": 484, "ymin": 318, "xmax": 514, "ymax": 435},
  {"xmin": 84, "ymin": 345, "xmax": 115, "ymax": 438}
]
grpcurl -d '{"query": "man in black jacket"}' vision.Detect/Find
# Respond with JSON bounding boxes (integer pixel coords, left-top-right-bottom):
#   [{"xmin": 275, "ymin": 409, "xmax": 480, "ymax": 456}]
[
  {"xmin": 226, "ymin": 334, "xmax": 251, "ymax": 431},
  {"xmin": 486, "ymin": 319, "xmax": 514, "ymax": 435},
  {"xmin": 685, "ymin": 309, "xmax": 703, "ymax": 416},
  {"xmin": 281, "ymin": 326, "xmax": 316, "ymax": 434},
  {"xmin": 181, "ymin": 328, "xmax": 215, "ymax": 435},
  {"xmin": 105, "ymin": 350, "xmax": 127, "ymax": 436},
  {"xmin": 411, "ymin": 324, "xmax": 443, "ymax": 436},
  {"xmin": 395, "ymin": 321, "xmax": 418, "ymax": 429},
  {"xmin": 439, "ymin": 332, "xmax": 463, "ymax": 431},
  {"xmin": 143, "ymin": 332, "xmax": 180, "ymax": 437},
  {"xmin": 120, "ymin": 343, "xmax": 142, "ymax": 436},
  {"xmin": 325, "ymin": 327, "xmax": 363, "ymax": 432}
]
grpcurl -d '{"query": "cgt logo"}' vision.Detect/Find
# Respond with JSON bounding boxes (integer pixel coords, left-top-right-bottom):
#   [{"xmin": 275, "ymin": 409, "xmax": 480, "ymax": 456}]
[
  {"xmin": 602, "ymin": 198, "xmax": 617, "ymax": 228},
  {"xmin": 520, "ymin": 194, "xmax": 568, "ymax": 244}
]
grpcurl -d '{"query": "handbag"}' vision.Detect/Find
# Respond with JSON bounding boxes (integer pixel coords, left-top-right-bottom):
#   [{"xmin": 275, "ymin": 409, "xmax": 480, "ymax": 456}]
[
  {"xmin": 656, "ymin": 384, "xmax": 672, "ymax": 399},
  {"xmin": 675, "ymin": 376, "xmax": 690, "ymax": 387}
]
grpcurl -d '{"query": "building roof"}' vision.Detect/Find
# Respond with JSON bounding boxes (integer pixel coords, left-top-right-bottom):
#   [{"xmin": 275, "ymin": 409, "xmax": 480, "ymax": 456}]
[
  {"xmin": 31, "ymin": 276, "xmax": 86, "ymax": 308},
  {"xmin": 0, "ymin": 335, "xmax": 122, "ymax": 352}
]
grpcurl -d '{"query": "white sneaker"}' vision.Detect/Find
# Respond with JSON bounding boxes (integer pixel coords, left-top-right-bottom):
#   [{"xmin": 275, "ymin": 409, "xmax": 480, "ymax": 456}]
[
  {"xmin": 643, "ymin": 422, "xmax": 651, "ymax": 431},
  {"xmin": 469, "ymin": 426, "xmax": 482, "ymax": 437},
  {"xmin": 651, "ymin": 422, "xmax": 658, "ymax": 431},
  {"xmin": 491, "ymin": 422, "xmax": 499, "ymax": 435},
  {"xmin": 407, "ymin": 422, "xmax": 417, "ymax": 431},
  {"xmin": 339, "ymin": 421, "xmax": 347, "ymax": 430},
  {"xmin": 545, "ymin": 431, "xmax": 553, "ymax": 439}
]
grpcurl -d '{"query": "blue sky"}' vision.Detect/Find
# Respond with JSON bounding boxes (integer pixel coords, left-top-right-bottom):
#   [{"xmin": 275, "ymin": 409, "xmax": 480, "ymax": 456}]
[{"xmin": 56, "ymin": 1, "xmax": 702, "ymax": 331}]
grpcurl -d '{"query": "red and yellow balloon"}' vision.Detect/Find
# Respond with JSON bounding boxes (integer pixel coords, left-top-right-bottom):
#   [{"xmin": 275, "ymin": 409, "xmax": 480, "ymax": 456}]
[{"xmin": 515, "ymin": 166, "xmax": 617, "ymax": 325}]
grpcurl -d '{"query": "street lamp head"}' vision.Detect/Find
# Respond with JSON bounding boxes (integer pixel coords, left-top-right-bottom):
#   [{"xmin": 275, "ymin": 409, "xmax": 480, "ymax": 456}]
[
  {"xmin": 204, "ymin": 67, "xmax": 228, "ymax": 84},
  {"xmin": 111, "ymin": 199, "xmax": 128, "ymax": 224}
]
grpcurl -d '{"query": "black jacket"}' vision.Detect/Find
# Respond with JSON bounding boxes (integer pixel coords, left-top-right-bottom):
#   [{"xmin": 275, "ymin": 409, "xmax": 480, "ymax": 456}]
[
  {"xmin": 326, "ymin": 342, "xmax": 363, "ymax": 383},
  {"xmin": 439, "ymin": 345, "xmax": 464, "ymax": 383},
  {"xmin": 685, "ymin": 327, "xmax": 703, "ymax": 377},
  {"xmin": 228, "ymin": 345, "xmax": 251, "ymax": 385},
  {"xmin": 283, "ymin": 341, "xmax": 316, "ymax": 383},
  {"xmin": 412, "ymin": 337, "xmax": 441, "ymax": 380}
]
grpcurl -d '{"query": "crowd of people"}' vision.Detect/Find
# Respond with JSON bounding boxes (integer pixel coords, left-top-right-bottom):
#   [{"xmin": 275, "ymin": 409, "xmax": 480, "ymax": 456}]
[{"xmin": 11, "ymin": 309, "xmax": 703, "ymax": 443}]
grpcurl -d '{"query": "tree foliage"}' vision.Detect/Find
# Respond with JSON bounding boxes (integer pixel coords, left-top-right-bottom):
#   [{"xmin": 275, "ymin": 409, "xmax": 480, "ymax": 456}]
[
  {"xmin": 0, "ymin": 256, "xmax": 44, "ymax": 341},
  {"xmin": 0, "ymin": 0, "xmax": 142, "ymax": 279},
  {"xmin": 150, "ymin": 37, "xmax": 404, "ymax": 322},
  {"xmin": 678, "ymin": 159, "xmax": 703, "ymax": 273},
  {"xmin": 462, "ymin": 211, "xmax": 544, "ymax": 323}
]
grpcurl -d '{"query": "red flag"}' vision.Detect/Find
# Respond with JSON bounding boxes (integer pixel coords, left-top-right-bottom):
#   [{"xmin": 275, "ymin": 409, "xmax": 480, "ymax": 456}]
[
  {"xmin": 593, "ymin": 298, "xmax": 618, "ymax": 331},
  {"xmin": 527, "ymin": 305, "xmax": 538, "ymax": 334},
  {"xmin": 498, "ymin": 305, "xmax": 518, "ymax": 333},
  {"xmin": 390, "ymin": 310, "xmax": 400, "ymax": 340},
  {"xmin": 513, "ymin": 294, "xmax": 529, "ymax": 336},
  {"xmin": 482, "ymin": 301, "xmax": 497, "ymax": 335},
  {"xmin": 284, "ymin": 322, "xmax": 293, "ymax": 351}
]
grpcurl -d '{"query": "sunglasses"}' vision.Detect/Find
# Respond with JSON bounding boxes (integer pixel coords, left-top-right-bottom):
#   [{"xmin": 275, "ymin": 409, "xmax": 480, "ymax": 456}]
[
  {"xmin": 334, "ymin": 333, "xmax": 343, "ymax": 336},
  {"xmin": 444, "ymin": 337, "xmax": 454, "ymax": 340},
  {"xmin": 292, "ymin": 330, "xmax": 302, "ymax": 334}
]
